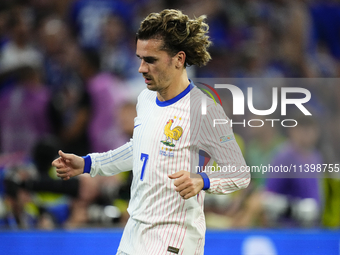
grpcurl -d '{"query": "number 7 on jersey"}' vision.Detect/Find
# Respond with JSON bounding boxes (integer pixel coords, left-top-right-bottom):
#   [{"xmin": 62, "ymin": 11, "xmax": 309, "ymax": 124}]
[{"xmin": 140, "ymin": 153, "xmax": 149, "ymax": 181}]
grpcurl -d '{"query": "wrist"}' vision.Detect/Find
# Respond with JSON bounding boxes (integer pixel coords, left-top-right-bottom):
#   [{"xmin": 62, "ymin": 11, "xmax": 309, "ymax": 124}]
[
  {"xmin": 197, "ymin": 172, "xmax": 210, "ymax": 190},
  {"xmin": 82, "ymin": 155, "xmax": 92, "ymax": 174}
]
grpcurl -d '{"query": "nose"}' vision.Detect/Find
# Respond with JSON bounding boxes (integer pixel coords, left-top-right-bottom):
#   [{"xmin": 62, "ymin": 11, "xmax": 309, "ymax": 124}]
[{"xmin": 138, "ymin": 59, "xmax": 148, "ymax": 73}]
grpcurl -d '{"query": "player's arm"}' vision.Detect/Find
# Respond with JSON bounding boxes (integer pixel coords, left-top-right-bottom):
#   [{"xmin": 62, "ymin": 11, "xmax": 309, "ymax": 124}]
[
  {"xmin": 52, "ymin": 140, "xmax": 134, "ymax": 180},
  {"xmin": 87, "ymin": 140, "xmax": 133, "ymax": 177},
  {"xmin": 198, "ymin": 104, "xmax": 250, "ymax": 194}
]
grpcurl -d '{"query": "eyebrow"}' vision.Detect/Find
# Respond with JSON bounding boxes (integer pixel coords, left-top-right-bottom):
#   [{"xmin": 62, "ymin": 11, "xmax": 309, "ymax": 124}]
[{"xmin": 136, "ymin": 55, "xmax": 158, "ymax": 62}]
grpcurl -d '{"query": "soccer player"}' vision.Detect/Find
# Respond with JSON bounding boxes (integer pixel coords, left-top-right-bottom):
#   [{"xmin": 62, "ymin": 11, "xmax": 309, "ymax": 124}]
[{"xmin": 52, "ymin": 9, "xmax": 250, "ymax": 255}]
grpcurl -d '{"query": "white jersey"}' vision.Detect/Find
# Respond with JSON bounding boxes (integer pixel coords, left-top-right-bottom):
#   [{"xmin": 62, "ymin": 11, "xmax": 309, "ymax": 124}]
[{"xmin": 88, "ymin": 81, "xmax": 250, "ymax": 255}]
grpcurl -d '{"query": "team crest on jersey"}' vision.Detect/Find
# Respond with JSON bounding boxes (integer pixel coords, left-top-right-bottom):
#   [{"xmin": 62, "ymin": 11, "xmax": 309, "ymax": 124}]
[{"xmin": 161, "ymin": 119, "xmax": 183, "ymax": 147}]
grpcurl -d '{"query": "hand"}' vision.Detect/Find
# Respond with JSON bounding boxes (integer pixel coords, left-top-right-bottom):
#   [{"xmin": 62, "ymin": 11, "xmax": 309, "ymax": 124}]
[
  {"xmin": 52, "ymin": 150, "xmax": 85, "ymax": 181},
  {"xmin": 168, "ymin": 170, "xmax": 204, "ymax": 199}
]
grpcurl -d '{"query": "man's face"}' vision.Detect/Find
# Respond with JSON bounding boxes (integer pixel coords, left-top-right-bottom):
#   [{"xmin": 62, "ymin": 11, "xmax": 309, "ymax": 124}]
[{"xmin": 136, "ymin": 39, "xmax": 176, "ymax": 92}]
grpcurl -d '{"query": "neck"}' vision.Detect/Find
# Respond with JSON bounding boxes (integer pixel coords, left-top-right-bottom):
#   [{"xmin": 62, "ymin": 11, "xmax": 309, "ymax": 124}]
[{"xmin": 157, "ymin": 69, "xmax": 189, "ymax": 101}]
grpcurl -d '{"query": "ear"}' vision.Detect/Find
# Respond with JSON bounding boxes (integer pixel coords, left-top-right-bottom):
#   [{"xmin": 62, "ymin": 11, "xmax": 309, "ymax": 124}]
[{"xmin": 175, "ymin": 51, "xmax": 186, "ymax": 69}]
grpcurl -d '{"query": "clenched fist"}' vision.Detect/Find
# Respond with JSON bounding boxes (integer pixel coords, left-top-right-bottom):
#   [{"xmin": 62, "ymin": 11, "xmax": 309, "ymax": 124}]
[{"xmin": 52, "ymin": 150, "xmax": 85, "ymax": 180}]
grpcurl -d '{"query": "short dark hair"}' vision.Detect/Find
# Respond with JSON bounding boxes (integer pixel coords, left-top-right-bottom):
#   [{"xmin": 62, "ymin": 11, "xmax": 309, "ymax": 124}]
[{"xmin": 136, "ymin": 9, "xmax": 212, "ymax": 67}]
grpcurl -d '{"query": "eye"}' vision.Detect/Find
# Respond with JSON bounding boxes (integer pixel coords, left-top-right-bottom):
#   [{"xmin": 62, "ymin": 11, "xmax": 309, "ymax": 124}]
[{"xmin": 144, "ymin": 57, "xmax": 156, "ymax": 64}]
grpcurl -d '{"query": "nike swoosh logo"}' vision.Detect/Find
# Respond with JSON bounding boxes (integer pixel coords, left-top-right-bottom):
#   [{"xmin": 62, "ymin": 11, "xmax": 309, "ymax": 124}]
[{"xmin": 134, "ymin": 124, "xmax": 141, "ymax": 128}]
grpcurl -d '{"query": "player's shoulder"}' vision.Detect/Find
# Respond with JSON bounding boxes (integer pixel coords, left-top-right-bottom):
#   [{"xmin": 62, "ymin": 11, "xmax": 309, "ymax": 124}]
[
  {"xmin": 137, "ymin": 88, "xmax": 157, "ymax": 103},
  {"xmin": 190, "ymin": 85, "xmax": 224, "ymax": 115},
  {"xmin": 189, "ymin": 86, "xmax": 206, "ymax": 107},
  {"xmin": 138, "ymin": 88, "xmax": 153, "ymax": 97}
]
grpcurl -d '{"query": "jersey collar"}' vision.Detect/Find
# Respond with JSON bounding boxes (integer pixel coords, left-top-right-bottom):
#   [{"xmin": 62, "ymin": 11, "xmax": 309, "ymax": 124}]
[{"xmin": 156, "ymin": 80, "xmax": 194, "ymax": 107}]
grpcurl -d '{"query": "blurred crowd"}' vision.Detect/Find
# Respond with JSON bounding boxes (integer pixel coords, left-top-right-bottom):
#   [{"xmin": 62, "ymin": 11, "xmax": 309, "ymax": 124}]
[{"xmin": 0, "ymin": 0, "xmax": 340, "ymax": 230}]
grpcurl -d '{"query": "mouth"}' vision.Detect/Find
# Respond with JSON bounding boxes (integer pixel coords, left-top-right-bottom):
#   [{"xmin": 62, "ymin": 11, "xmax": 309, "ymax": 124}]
[{"xmin": 143, "ymin": 76, "xmax": 152, "ymax": 84}]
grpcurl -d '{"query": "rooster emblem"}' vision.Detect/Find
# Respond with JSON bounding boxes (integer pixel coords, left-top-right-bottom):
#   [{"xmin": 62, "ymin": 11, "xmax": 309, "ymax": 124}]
[{"xmin": 161, "ymin": 119, "xmax": 183, "ymax": 147}]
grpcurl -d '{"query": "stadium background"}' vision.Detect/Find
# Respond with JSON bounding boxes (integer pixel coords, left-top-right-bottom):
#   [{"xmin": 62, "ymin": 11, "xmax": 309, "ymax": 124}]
[{"xmin": 0, "ymin": 0, "xmax": 340, "ymax": 254}]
